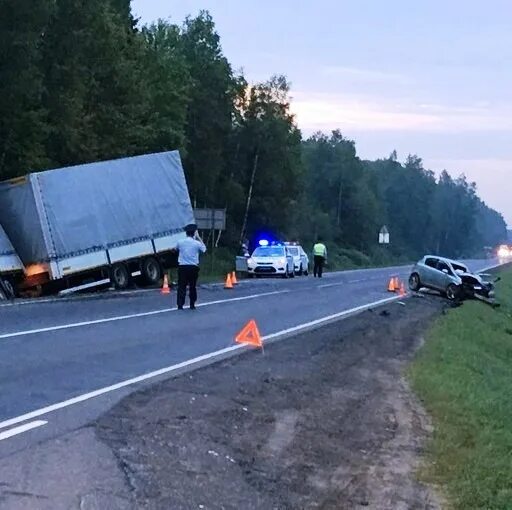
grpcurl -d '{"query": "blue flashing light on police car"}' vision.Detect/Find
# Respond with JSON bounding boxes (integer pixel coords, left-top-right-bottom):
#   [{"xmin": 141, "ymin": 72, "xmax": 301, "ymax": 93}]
[{"xmin": 258, "ymin": 239, "xmax": 269, "ymax": 247}]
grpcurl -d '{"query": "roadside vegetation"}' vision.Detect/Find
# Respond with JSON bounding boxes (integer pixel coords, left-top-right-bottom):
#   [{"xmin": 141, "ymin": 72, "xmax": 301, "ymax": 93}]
[
  {"xmin": 410, "ymin": 268, "xmax": 512, "ymax": 509},
  {"xmin": 1, "ymin": 1, "xmax": 506, "ymax": 265}
]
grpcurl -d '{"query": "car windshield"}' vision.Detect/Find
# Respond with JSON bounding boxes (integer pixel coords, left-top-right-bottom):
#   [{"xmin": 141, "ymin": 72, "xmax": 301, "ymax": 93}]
[
  {"xmin": 252, "ymin": 246, "xmax": 285, "ymax": 257},
  {"xmin": 287, "ymin": 247, "xmax": 299, "ymax": 256}
]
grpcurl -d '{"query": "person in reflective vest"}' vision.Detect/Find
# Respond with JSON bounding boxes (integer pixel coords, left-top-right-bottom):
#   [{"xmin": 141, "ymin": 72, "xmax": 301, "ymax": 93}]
[{"xmin": 312, "ymin": 239, "xmax": 327, "ymax": 277}]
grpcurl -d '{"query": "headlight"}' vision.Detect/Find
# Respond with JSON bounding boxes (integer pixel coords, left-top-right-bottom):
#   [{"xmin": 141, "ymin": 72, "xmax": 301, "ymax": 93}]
[
  {"xmin": 278, "ymin": 257, "xmax": 286, "ymax": 264},
  {"xmin": 247, "ymin": 258, "xmax": 255, "ymax": 267}
]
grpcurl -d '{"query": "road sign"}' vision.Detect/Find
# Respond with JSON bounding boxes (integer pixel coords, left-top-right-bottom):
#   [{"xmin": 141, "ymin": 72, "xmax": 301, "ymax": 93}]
[
  {"xmin": 194, "ymin": 209, "xmax": 226, "ymax": 231},
  {"xmin": 379, "ymin": 225, "xmax": 390, "ymax": 244}
]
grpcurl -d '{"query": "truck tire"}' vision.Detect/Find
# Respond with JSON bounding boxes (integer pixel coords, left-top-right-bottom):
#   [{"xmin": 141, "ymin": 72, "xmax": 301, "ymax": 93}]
[
  {"xmin": 111, "ymin": 263, "xmax": 130, "ymax": 290},
  {"xmin": 0, "ymin": 278, "xmax": 16, "ymax": 300},
  {"xmin": 142, "ymin": 257, "xmax": 162, "ymax": 286}
]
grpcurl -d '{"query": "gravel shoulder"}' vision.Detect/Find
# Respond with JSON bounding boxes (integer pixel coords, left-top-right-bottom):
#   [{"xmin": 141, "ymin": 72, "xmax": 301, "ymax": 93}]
[{"xmin": 95, "ymin": 295, "xmax": 448, "ymax": 510}]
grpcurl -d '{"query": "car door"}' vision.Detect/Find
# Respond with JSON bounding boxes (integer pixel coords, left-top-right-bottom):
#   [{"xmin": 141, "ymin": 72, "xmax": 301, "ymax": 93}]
[
  {"xmin": 285, "ymin": 247, "xmax": 294, "ymax": 274},
  {"xmin": 421, "ymin": 257, "xmax": 440, "ymax": 289},
  {"xmin": 300, "ymin": 247, "xmax": 309, "ymax": 271},
  {"xmin": 433, "ymin": 260, "xmax": 453, "ymax": 290}
]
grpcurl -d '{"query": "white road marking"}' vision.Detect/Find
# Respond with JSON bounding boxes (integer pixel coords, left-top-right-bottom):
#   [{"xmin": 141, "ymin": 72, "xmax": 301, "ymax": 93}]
[
  {"xmin": 263, "ymin": 295, "xmax": 401, "ymax": 341},
  {"xmin": 318, "ymin": 281, "xmax": 346, "ymax": 289},
  {"xmin": 0, "ymin": 294, "xmax": 401, "ymax": 431},
  {"xmin": 0, "ymin": 290, "xmax": 290, "ymax": 340},
  {"xmin": 0, "ymin": 420, "xmax": 48, "ymax": 441}
]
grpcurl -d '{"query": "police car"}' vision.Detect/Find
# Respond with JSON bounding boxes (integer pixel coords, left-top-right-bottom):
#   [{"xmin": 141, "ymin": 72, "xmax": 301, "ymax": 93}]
[
  {"xmin": 284, "ymin": 242, "xmax": 309, "ymax": 276},
  {"xmin": 246, "ymin": 240, "xmax": 295, "ymax": 278}
]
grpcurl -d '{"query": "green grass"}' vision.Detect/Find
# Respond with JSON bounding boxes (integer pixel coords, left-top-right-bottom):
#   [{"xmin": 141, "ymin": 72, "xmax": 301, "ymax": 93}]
[{"xmin": 409, "ymin": 268, "xmax": 512, "ymax": 509}]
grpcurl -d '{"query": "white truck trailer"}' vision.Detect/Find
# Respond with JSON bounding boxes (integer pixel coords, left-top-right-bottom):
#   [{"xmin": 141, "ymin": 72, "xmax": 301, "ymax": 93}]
[{"xmin": 0, "ymin": 151, "xmax": 194, "ymax": 295}]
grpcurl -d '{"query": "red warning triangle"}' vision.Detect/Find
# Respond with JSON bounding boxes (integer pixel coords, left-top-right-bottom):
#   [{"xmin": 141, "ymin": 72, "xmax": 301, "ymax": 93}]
[{"xmin": 235, "ymin": 319, "xmax": 263, "ymax": 348}]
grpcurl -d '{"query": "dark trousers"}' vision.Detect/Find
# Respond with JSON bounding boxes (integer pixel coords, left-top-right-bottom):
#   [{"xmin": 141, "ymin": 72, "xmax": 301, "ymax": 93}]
[
  {"xmin": 313, "ymin": 256, "xmax": 325, "ymax": 277},
  {"xmin": 177, "ymin": 265, "xmax": 200, "ymax": 308}
]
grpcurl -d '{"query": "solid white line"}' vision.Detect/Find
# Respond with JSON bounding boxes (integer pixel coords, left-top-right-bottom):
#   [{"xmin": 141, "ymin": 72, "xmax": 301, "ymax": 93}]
[
  {"xmin": 0, "ymin": 347, "xmax": 243, "ymax": 430},
  {"xmin": 0, "ymin": 420, "xmax": 48, "ymax": 441},
  {"xmin": 0, "ymin": 290, "xmax": 290, "ymax": 340},
  {"xmin": 263, "ymin": 295, "xmax": 401, "ymax": 341},
  {"xmin": 0, "ymin": 294, "xmax": 400, "ymax": 431}
]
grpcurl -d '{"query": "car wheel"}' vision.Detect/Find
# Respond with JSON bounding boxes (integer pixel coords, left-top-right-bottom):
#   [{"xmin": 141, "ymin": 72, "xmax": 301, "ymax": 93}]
[
  {"xmin": 446, "ymin": 283, "xmax": 461, "ymax": 301},
  {"xmin": 297, "ymin": 264, "xmax": 303, "ymax": 276},
  {"xmin": 304, "ymin": 268, "xmax": 309, "ymax": 276},
  {"xmin": 409, "ymin": 273, "xmax": 421, "ymax": 291}
]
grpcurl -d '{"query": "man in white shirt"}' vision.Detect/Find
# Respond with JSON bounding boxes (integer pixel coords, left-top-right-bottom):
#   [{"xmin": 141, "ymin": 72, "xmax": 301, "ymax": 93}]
[{"xmin": 175, "ymin": 223, "xmax": 207, "ymax": 310}]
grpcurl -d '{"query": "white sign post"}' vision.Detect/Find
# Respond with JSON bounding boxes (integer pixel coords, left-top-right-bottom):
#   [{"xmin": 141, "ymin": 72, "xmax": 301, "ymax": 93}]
[{"xmin": 379, "ymin": 225, "xmax": 390, "ymax": 245}]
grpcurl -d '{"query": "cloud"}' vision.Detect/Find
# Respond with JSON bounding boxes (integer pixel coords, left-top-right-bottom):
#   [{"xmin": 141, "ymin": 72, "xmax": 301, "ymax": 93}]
[
  {"xmin": 290, "ymin": 92, "xmax": 512, "ymax": 133},
  {"xmin": 321, "ymin": 65, "xmax": 407, "ymax": 83}
]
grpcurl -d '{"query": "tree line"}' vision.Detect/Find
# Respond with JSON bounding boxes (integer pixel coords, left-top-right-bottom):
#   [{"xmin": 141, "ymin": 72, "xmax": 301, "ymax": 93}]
[{"xmin": 0, "ymin": 1, "xmax": 506, "ymax": 264}]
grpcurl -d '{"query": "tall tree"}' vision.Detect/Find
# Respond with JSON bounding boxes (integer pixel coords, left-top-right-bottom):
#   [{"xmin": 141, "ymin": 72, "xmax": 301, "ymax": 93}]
[
  {"xmin": 141, "ymin": 20, "xmax": 191, "ymax": 154},
  {"xmin": 0, "ymin": 0, "xmax": 51, "ymax": 179},
  {"xmin": 180, "ymin": 11, "xmax": 241, "ymax": 207},
  {"xmin": 234, "ymin": 76, "xmax": 303, "ymax": 243},
  {"xmin": 303, "ymin": 131, "xmax": 379, "ymax": 250},
  {"xmin": 42, "ymin": 0, "xmax": 149, "ymax": 167}
]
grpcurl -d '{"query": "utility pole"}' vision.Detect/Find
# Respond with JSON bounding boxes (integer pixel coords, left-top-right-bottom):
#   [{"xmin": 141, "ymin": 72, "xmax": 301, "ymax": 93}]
[{"xmin": 240, "ymin": 148, "xmax": 259, "ymax": 245}]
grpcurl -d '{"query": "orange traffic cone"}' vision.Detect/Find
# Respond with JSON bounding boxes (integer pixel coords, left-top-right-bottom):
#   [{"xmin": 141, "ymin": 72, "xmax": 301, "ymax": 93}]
[
  {"xmin": 393, "ymin": 277, "xmax": 400, "ymax": 292},
  {"xmin": 235, "ymin": 319, "xmax": 263, "ymax": 349},
  {"xmin": 399, "ymin": 282, "xmax": 407, "ymax": 297},
  {"xmin": 161, "ymin": 274, "xmax": 170, "ymax": 295},
  {"xmin": 224, "ymin": 273, "xmax": 234, "ymax": 289},
  {"xmin": 387, "ymin": 278, "xmax": 395, "ymax": 292},
  {"xmin": 231, "ymin": 271, "xmax": 238, "ymax": 285}
]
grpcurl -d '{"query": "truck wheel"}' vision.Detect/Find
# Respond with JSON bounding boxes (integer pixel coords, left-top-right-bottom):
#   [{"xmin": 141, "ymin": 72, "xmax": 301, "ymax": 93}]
[
  {"xmin": 0, "ymin": 278, "xmax": 16, "ymax": 299},
  {"xmin": 111, "ymin": 263, "xmax": 130, "ymax": 290},
  {"xmin": 142, "ymin": 257, "xmax": 162, "ymax": 286}
]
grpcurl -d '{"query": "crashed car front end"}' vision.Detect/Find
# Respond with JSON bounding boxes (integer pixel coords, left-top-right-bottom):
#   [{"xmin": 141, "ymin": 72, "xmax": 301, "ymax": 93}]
[{"xmin": 457, "ymin": 271, "xmax": 497, "ymax": 302}]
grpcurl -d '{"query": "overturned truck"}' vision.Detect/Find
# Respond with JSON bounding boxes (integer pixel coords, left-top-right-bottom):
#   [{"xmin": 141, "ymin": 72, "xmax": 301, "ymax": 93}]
[{"xmin": 0, "ymin": 151, "xmax": 194, "ymax": 295}]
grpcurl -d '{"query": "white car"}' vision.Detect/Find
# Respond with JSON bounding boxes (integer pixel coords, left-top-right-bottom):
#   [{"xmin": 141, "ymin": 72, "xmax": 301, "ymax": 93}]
[
  {"xmin": 284, "ymin": 242, "xmax": 309, "ymax": 276},
  {"xmin": 247, "ymin": 244, "xmax": 295, "ymax": 278}
]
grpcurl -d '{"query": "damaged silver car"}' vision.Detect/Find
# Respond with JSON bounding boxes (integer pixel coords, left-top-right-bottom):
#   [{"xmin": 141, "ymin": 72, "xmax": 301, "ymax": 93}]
[{"xmin": 408, "ymin": 256, "xmax": 497, "ymax": 302}]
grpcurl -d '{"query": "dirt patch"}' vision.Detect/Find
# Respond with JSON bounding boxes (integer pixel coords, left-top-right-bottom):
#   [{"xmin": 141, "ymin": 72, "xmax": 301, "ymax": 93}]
[{"xmin": 97, "ymin": 295, "xmax": 449, "ymax": 509}]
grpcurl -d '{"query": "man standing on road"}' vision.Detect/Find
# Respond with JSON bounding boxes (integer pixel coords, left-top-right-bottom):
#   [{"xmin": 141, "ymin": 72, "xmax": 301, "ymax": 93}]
[
  {"xmin": 313, "ymin": 238, "xmax": 327, "ymax": 278},
  {"xmin": 175, "ymin": 224, "xmax": 206, "ymax": 310}
]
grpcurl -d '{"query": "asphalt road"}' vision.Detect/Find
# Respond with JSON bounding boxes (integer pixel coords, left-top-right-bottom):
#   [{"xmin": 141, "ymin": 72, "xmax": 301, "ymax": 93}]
[{"xmin": 0, "ymin": 260, "xmax": 499, "ymax": 458}]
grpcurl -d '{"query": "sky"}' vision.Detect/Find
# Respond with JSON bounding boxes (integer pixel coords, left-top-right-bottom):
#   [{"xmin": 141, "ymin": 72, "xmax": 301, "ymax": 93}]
[{"xmin": 132, "ymin": 0, "xmax": 512, "ymax": 225}]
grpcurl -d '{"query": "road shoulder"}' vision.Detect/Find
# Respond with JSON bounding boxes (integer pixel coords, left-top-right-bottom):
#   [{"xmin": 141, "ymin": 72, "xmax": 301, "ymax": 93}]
[{"xmin": 94, "ymin": 295, "xmax": 446, "ymax": 509}]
